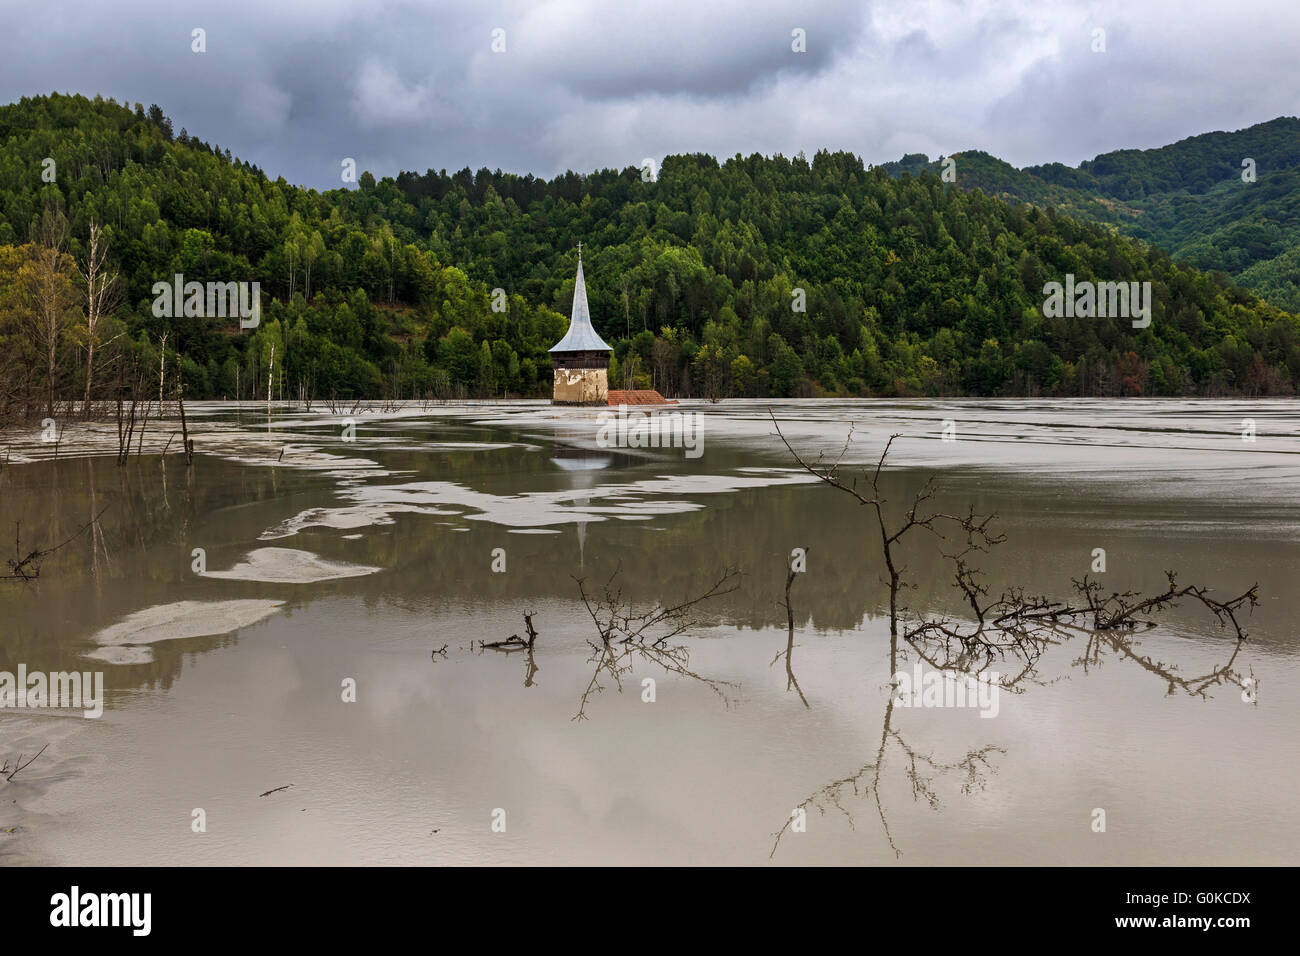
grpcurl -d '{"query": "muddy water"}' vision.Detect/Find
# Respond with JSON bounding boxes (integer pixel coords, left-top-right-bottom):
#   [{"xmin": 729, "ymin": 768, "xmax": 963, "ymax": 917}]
[{"xmin": 1, "ymin": 399, "xmax": 1297, "ymax": 865}]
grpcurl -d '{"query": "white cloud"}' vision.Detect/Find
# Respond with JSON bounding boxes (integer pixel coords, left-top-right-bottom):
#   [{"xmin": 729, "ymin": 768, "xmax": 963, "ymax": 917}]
[{"xmin": 351, "ymin": 61, "xmax": 435, "ymax": 126}]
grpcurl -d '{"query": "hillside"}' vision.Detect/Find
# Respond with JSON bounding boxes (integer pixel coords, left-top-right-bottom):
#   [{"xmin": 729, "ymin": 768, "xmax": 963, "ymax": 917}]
[
  {"xmin": 1, "ymin": 93, "xmax": 1298, "ymax": 416},
  {"xmin": 880, "ymin": 118, "xmax": 1300, "ymax": 311}
]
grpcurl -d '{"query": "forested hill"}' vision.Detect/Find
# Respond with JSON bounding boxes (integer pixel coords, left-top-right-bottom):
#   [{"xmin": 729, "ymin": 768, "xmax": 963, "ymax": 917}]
[
  {"xmin": 1, "ymin": 93, "xmax": 1298, "ymax": 409},
  {"xmin": 880, "ymin": 118, "xmax": 1300, "ymax": 313}
]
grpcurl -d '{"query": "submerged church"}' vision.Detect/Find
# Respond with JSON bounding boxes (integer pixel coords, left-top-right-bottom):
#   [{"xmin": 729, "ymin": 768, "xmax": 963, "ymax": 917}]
[{"xmin": 550, "ymin": 245, "xmax": 612, "ymax": 405}]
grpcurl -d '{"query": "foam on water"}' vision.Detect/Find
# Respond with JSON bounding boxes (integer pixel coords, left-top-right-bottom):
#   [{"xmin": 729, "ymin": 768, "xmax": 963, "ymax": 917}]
[
  {"xmin": 259, "ymin": 504, "xmax": 456, "ymax": 539},
  {"xmin": 88, "ymin": 600, "xmax": 286, "ymax": 660},
  {"xmin": 203, "ymin": 548, "xmax": 381, "ymax": 583}
]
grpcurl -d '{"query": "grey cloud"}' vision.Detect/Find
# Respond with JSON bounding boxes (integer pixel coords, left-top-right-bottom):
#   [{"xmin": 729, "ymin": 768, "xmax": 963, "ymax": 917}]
[
  {"xmin": 509, "ymin": 1, "xmax": 865, "ymax": 100},
  {"xmin": 0, "ymin": 0, "xmax": 1297, "ymax": 190},
  {"xmin": 985, "ymin": 16, "xmax": 1300, "ymax": 169}
]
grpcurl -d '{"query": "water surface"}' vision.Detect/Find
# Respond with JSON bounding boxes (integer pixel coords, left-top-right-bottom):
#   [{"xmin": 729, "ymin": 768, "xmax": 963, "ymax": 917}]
[{"xmin": 1, "ymin": 399, "xmax": 1296, "ymax": 865}]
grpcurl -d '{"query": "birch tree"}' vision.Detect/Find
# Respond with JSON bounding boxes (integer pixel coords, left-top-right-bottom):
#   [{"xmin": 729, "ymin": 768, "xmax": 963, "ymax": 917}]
[
  {"xmin": 22, "ymin": 209, "xmax": 79, "ymax": 418},
  {"xmin": 77, "ymin": 221, "xmax": 121, "ymax": 418}
]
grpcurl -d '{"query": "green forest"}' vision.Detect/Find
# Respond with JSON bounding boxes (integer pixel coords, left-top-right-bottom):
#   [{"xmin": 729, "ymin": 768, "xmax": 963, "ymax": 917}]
[
  {"xmin": 883, "ymin": 117, "xmax": 1300, "ymax": 312},
  {"xmin": 2, "ymin": 92, "xmax": 1298, "ymax": 420}
]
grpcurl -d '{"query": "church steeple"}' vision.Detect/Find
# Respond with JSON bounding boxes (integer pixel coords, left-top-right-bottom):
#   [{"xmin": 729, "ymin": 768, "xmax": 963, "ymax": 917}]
[
  {"xmin": 550, "ymin": 244, "xmax": 612, "ymax": 405},
  {"xmin": 549, "ymin": 246, "xmax": 611, "ymax": 354}
]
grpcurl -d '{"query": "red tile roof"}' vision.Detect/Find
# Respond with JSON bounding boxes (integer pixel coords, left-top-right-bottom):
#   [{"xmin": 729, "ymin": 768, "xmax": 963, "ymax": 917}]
[{"xmin": 607, "ymin": 389, "xmax": 676, "ymax": 405}]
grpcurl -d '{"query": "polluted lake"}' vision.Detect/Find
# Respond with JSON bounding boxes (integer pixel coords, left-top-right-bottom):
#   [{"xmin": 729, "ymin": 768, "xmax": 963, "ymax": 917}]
[{"xmin": 0, "ymin": 399, "xmax": 1297, "ymax": 865}]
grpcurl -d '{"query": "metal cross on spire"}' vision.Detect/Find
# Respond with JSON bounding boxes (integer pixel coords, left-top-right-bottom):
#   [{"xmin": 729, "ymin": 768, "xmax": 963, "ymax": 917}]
[{"xmin": 577, "ymin": 240, "xmax": 582, "ymax": 260}]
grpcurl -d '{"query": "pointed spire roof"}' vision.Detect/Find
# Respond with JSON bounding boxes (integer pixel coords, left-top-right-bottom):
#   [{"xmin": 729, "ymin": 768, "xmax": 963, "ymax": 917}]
[{"xmin": 550, "ymin": 247, "xmax": 612, "ymax": 353}]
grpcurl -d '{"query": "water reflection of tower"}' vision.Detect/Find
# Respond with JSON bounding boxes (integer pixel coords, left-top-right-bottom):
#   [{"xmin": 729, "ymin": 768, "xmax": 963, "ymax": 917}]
[{"xmin": 550, "ymin": 443, "xmax": 613, "ymax": 568}]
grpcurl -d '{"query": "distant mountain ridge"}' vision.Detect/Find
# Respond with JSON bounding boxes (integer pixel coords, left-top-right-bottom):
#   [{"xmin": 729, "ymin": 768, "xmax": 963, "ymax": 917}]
[{"xmin": 879, "ymin": 117, "xmax": 1300, "ymax": 310}]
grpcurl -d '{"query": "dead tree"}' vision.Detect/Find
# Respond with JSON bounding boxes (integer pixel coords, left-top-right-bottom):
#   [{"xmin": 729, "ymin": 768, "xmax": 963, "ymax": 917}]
[
  {"xmin": 157, "ymin": 331, "xmax": 167, "ymax": 420},
  {"xmin": 769, "ymin": 413, "xmax": 1001, "ymax": 635},
  {"xmin": 3, "ymin": 506, "xmax": 108, "ymax": 583},
  {"xmin": 114, "ymin": 356, "xmax": 147, "ymax": 465},
  {"xmin": 2, "ymin": 744, "xmax": 49, "ymax": 782},
  {"xmin": 176, "ymin": 357, "xmax": 194, "ymax": 466},
  {"xmin": 77, "ymin": 221, "xmax": 121, "ymax": 419},
  {"xmin": 478, "ymin": 612, "xmax": 542, "ymax": 687},
  {"xmin": 572, "ymin": 565, "xmax": 741, "ymax": 720},
  {"xmin": 25, "ymin": 208, "xmax": 77, "ymax": 419},
  {"xmin": 769, "ymin": 416, "xmax": 1260, "ymax": 858}
]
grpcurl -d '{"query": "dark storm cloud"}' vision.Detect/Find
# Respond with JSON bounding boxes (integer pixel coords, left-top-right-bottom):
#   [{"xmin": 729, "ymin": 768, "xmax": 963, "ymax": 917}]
[{"xmin": 0, "ymin": 0, "xmax": 1296, "ymax": 190}]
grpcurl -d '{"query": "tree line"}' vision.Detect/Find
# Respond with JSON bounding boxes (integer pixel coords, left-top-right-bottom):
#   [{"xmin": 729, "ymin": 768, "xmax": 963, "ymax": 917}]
[{"xmin": 1, "ymin": 92, "xmax": 1298, "ymax": 425}]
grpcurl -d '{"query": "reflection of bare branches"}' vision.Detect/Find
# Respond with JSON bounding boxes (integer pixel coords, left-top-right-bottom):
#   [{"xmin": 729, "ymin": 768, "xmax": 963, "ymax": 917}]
[
  {"xmin": 905, "ymin": 566, "xmax": 1257, "ymax": 698},
  {"xmin": 769, "ymin": 420, "xmax": 1262, "ymax": 859},
  {"xmin": 523, "ymin": 643, "xmax": 539, "ymax": 688},
  {"xmin": 770, "ymin": 555, "xmax": 808, "ymax": 707},
  {"xmin": 1074, "ymin": 625, "xmax": 1248, "ymax": 699},
  {"xmin": 573, "ymin": 567, "xmax": 741, "ymax": 721},
  {"xmin": 770, "ymin": 632, "xmax": 1000, "ymax": 860},
  {"xmin": 572, "ymin": 625, "xmax": 737, "ymax": 720},
  {"xmin": 3, "ymin": 506, "xmax": 109, "ymax": 583},
  {"xmin": 773, "ymin": 565, "xmax": 1258, "ymax": 858},
  {"xmin": 894, "ymin": 732, "xmax": 1003, "ymax": 808},
  {"xmin": 575, "ymin": 636, "xmax": 628, "ymax": 721}
]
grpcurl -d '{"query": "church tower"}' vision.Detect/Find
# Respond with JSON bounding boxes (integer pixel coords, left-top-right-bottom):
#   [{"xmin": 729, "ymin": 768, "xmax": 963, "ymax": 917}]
[{"xmin": 550, "ymin": 245, "xmax": 611, "ymax": 405}]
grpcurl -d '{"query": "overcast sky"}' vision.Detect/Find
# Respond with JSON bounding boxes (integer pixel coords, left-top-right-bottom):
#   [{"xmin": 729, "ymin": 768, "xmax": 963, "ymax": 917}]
[{"xmin": 2, "ymin": 0, "xmax": 1297, "ymax": 190}]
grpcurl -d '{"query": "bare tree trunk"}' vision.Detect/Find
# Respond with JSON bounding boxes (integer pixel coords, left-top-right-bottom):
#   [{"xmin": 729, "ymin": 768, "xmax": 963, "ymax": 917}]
[
  {"xmin": 177, "ymin": 357, "xmax": 193, "ymax": 466},
  {"xmin": 158, "ymin": 331, "xmax": 168, "ymax": 421},
  {"xmin": 29, "ymin": 208, "xmax": 74, "ymax": 419},
  {"xmin": 78, "ymin": 222, "xmax": 120, "ymax": 419},
  {"xmin": 83, "ymin": 324, "xmax": 97, "ymax": 416},
  {"xmin": 267, "ymin": 343, "xmax": 274, "ymax": 424}
]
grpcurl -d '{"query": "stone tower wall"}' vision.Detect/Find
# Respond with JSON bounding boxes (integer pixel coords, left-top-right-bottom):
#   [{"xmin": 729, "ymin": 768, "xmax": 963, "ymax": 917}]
[{"xmin": 553, "ymin": 367, "xmax": 609, "ymax": 406}]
